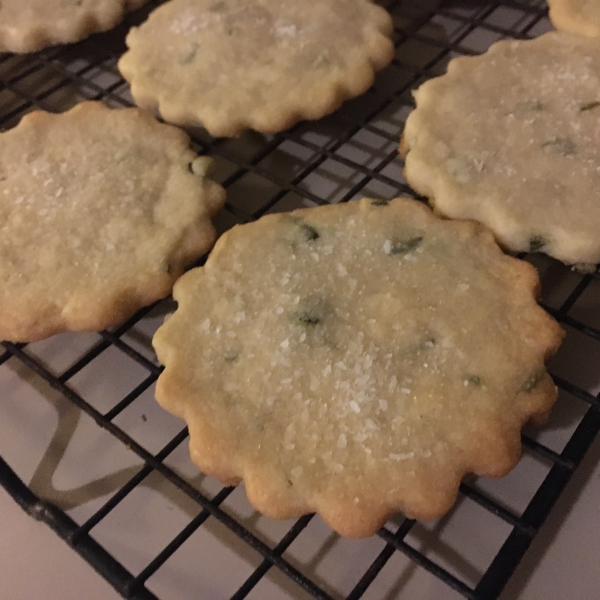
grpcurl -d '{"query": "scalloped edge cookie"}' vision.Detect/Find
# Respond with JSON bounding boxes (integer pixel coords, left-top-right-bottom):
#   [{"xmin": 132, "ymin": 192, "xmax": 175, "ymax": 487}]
[
  {"xmin": 401, "ymin": 31, "xmax": 600, "ymax": 268},
  {"xmin": 118, "ymin": 0, "xmax": 394, "ymax": 137},
  {"xmin": 0, "ymin": 102, "xmax": 225, "ymax": 342},
  {"xmin": 0, "ymin": 0, "xmax": 150, "ymax": 54},
  {"xmin": 152, "ymin": 197, "xmax": 563, "ymax": 537}
]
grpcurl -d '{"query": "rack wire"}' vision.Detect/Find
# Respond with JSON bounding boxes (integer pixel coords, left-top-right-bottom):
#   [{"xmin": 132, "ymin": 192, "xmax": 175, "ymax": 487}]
[{"xmin": 1, "ymin": 1, "xmax": 599, "ymax": 598}]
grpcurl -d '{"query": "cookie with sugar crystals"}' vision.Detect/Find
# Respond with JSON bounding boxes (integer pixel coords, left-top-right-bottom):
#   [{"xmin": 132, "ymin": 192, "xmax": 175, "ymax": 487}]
[
  {"xmin": 401, "ymin": 31, "xmax": 600, "ymax": 268},
  {"xmin": 0, "ymin": 101, "xmax": 225, "ymax": 342},
  {"xmin": 118, "ymin": 0, "xmax": 394, "ymax": 137},
  {"xmin": 548, "ymin": 0, "xmax": 600, "ymax": 38},
  {"xmin": 0, "ymin": 0, "xmax": 150, "ymax": 54},
  {"xmin": 152, "ymin": 197, "xmax": 563, "ymax": 537}
]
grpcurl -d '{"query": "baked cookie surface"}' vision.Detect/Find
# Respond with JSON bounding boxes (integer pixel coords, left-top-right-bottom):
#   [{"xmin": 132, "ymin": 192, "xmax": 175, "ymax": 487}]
[
  {"xmin": 548, "ymin": 0, "xmax": 600, "ymax": 38},
  {"xmin": 118, "ymin": 0, "xmax": 394, "ymax": 137},
  {"xmin": 152, "ymin": 197, "xmax": 563, "ymax": 537},
  {"xmin": 0, "ymin": 102, "xmax": 225, "ymax": 342},
  {"xmin": 0, "ymin": 0, "xmax": 150, "ymax": 54},
  {"xmin": 401, "ymin": 31, "xmax": 600, "ymax": 267}
]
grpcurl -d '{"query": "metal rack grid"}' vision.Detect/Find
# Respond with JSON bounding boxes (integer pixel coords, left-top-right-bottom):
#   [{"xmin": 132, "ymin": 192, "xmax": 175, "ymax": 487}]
[{"xmin": 1, "ymin": 1, "xmax": 599, "ymax": 598}]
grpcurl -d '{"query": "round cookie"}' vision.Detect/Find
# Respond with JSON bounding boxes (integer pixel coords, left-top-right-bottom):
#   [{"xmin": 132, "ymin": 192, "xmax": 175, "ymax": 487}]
[
  {"xmin": 548, "ymin": 0, "xmax": 600, "ymax": 38},
  {"xmin": 401, "ymin": 31, "xmax": 600, "ymax": 268},
  {"xmin": 0, "ymin": 0, "xmax": 150, "ymax": 54},
  {"xmin": 152, "ymin": 197, "xmax": 563, "ymax": 537},
  {"xmin": 118, "ymin": 0, "xmax": 394, "ymax": 137},
  {"xmin": 0, "ymin": 102, "xmax": 225, "ymax": 342}
]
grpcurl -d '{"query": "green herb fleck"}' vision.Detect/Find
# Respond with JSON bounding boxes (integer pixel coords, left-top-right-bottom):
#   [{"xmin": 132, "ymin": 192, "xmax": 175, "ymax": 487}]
[
  {"xmin": 529, "ymin": 235, "xmax": 547, "ymax": 253},
  {"xmin": 300, "ymin": 223, "xmax": 319, "ymax": 241},
  {"xmin": 290, "ymin": 218, "xmax": 320, "ymax": 242},
  {"xmin": 178, "ymin": 43, "xmax": 199, "ymax": 65},
  {"xmin": 542, "ymin": 137, "xmax": 576, "ymax": 156},
  {"xmin": 580, "ymin": 101, "xmax": 600, "ymax": 112},
  {"xmin": 466, "ymin": 375, "xmax": 483, "ymax": 386},
  {"xmin": 371, "ymin": 199, "xmax": 390, "ymax": 206},
  {"xmin": 521, "ymin": 368, "xmax": 545, "ymax": 392},
  {"xmin": 391, "ymin": 236, "xmax": 423, "ymax": 255},
  {"xmin": 161, "ymin": 259, "xmax": 173, "ymax": 275},
  {"xmin": 224, "ymin": 350, "xmax": 240, "ymax": 363},
  {"xmin": 294, "ymin": 310, "xmax": 321, "ymax": 326}
]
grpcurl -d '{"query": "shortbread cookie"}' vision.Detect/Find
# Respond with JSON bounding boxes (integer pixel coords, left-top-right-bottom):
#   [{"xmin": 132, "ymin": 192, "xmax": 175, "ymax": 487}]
[
  {"xmin": 401, "ymin": 31, "xmax": 600, "ymax": 268},
  {"xmin": 0, "ymin": 102, "xmax": 225, "ymax": 342},
  {"xmin": 548, "ymin": 0, "xmax": 600, "ymax": 38},
  {"xmin": 152, "ymin": 197, "xmax": 563, "ymax": 537},
  {"xmin": 0, "ymin": 0, "xmax": 150, "ymax": 54},
  {"xmin": 118, "ymin": 0, "xmax": 394, "ymax": 137}
]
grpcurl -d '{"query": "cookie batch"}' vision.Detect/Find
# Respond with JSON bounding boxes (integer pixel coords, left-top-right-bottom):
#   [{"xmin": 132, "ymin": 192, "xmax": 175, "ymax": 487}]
[{"xmin": 4, "ymin": 0, "xmax": 595, "ymax": 537}]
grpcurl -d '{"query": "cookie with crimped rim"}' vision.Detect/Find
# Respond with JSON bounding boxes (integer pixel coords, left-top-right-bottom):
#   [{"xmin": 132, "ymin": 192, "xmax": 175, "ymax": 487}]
[
  {"xmin": 152, "ymin": 197, "xmax": 563, "ymax": 537},
  {"xmin": 548, "ymin": 0, "xmax": 600, "ymax": 38},
  {"xmin": 0, "ymin": 101, "xmax": 225, "ymax": 342},
  {"xmin": 0, "ymin": 0, "xmax": 150, "ymax": 54},
  {"xmin": 118, "ymin": 0, "xmax": 394, "ymax": 137},
  {"xmin": 401, "ymin": 31, "xmax": 600, "ymax": 268}
]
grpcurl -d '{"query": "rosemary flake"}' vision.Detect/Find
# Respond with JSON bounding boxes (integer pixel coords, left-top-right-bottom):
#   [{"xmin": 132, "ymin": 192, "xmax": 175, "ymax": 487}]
[
  {"xmin": 224, "ymin": 349, "xmax": 241, "ymax": 363},
  {"xmin": 291, "ymin": 218, "xmax": 320, "ymax": 242},
  {"xmin": 521, "ymin": 368, "xmax": 545, "ymax": 392},
  {"xmin": 466, "ymin": 375, "xmax": 483, "ymax": 386},
  {"xmin": 529, "ymin": 235, "xmax": 547, "ymax": 253},
  {"xmin": 391, "ymin": 236, "xmax": 423, "ymax": 255},
  {"xmin": 542, "ymin": 137, "xmax": 576, "ymax": 156},
  {"xmin": 293, "ymin": 310, "xmax": 321, "ymax": 326}
]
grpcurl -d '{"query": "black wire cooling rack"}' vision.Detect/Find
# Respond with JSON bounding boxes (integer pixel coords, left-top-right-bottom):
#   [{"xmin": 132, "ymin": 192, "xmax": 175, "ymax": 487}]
[{"xmin": 1, "ymin": 1, "xmax": 599, "ymax": 599}]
